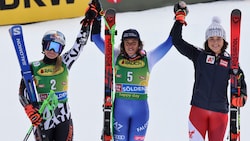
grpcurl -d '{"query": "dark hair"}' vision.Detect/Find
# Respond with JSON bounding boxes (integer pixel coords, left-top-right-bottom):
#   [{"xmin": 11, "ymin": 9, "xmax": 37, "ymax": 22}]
[{"xmin": 204, "ymin": 39, "xmax": 228, "ymax": 53}]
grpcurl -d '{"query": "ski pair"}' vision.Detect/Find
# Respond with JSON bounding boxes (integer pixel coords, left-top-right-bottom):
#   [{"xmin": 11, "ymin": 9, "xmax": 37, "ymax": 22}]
[
  {"xmin": 229, "ymin": 9, "xmax": 241, "ymax": 141},
  {"xmin": 86, "ymin": 0, "xmax": 116, "ymax": 139},
  {"xmin": 102, "ymin": 8, "xmax": 116, "ymax": 141}
]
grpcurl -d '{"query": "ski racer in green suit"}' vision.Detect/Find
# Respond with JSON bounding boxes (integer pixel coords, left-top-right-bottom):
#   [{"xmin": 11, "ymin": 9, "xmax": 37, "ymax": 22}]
[
  {"xmin": 18, "ymin": 6, "xmax": 97, "ymax": 141},
  {"xmin": 90, "ymin": 5, "xmax": 173, "ymax": 141}
]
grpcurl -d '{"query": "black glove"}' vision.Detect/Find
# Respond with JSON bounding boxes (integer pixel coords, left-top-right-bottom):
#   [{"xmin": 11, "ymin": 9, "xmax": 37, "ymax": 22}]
[
  {"xmin": 174, "ymin": 1, "xmax": 189, "ymax": 25},
  {"xmin": 231, "ymin": 68, "xmax": 247, "ymax": 107},
  {"xmin": 232, "ymin": 94, "xmax": 247, "ymax": 107},
  {"xmin": 92, "ymin": 0, "xmax": 103, "ymax": 17},
  {"xmin": 81, "ymin": 4, "xmax": 98, "ymax": 27},
  {"xmin": 81, "ymin": 0, "xmax": 104, "ymax": 27},
  {"xmin": 91, "ymin": 18, "xmax": 101, "ymax": 41},
  {"xmin": 89, "ymin": 0, "xmax": 103, "ymax": 40}
]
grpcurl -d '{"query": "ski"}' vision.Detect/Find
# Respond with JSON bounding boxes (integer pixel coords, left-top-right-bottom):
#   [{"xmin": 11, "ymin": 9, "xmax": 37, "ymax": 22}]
[
  {"xmin": 102, "ymin": 8, "xmax": 116, "ymax": 141},
  {"xmin": 229, "ymin": 9, "xmax": 241, "ymax": 141},
  {"xmin": 9, "ymin": 25, "xmax": 38, "ymax": 103}
]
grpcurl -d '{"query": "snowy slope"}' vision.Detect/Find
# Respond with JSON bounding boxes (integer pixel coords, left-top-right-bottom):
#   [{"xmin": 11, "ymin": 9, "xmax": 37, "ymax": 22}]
[{"xmin": 0, "ymin": 1, "xmax": 250, "ymax": 140}]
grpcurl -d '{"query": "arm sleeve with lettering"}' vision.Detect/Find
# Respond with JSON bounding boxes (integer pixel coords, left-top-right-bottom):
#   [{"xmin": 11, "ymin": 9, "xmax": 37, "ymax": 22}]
[{"xmin": 61, "ymin": 26, "xmax": 90, "ymax": 70}]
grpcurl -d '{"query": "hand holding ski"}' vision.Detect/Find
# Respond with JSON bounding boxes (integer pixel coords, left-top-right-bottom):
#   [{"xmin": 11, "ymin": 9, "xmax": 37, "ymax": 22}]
[
  {"xmin": 23, "ymin": 90, "xmax": 58, "ymax": 141},
  {"xmin": 24, "ymin": 104, "xmax": 43, "ymax": 127},
  {"xmin": 81, "ymin": 0, "xmax": 104, "ymax": 27},
  {"xmin": 231, "ymin": 70, "xmax": 247, "ymax": 107}
]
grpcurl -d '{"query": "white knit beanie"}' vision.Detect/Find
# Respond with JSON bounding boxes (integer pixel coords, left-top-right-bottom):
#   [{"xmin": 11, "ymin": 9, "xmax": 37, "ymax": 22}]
[{"xmin": 205, "ymin": 16, "xmax": 226, "ymax": 40}]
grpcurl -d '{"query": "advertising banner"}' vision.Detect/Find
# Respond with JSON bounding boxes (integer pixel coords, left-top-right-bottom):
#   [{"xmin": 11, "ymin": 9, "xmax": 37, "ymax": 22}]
[{"xmin": 0, "ymin": 0, "xmax": 89, "ymax": 25}]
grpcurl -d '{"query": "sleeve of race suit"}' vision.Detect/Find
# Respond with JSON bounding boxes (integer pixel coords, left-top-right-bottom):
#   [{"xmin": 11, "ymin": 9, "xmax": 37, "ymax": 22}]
[
  {"xmin": 61, "ymin": 25, "xmax": 90, "ymax": 70},
  {"xmin": 147, "ymin": 36, "xmax": 173, "ymax": 72},
  {"xmin": 91, "ymin": 34, "xmax": 105, "ymax": 53},
  {"xmin": 170, "ymin": 20, "xmax": 200, "ymax": 61},
  {"xmin": 91, "ymin": 17, "xmax": 105, "ymax": 53}
]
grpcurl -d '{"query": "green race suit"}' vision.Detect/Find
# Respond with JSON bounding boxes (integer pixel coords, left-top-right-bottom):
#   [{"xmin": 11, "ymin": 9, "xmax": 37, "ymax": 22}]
[
  {"xmin": 18, "ymin": 25, "xmax": 90, "ymax": 140},
  {"xmin": 115, "ymin": 55, "xmax": 149, "ymax": 100},
  {"xmin": 31, "ymin": 61, "xmax": 68, "ymax": 103}
]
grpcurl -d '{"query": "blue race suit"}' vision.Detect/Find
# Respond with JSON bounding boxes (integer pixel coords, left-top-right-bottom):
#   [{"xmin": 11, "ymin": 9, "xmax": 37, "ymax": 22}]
[{"xmin": 91, "ymin": 29, "xmax": 172, "ymax": 141}]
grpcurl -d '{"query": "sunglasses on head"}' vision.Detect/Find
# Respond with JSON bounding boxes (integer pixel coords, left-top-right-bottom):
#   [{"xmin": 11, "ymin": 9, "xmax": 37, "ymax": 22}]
[{"xmin": 45, "ymin": 41, "xmax": 63, "ymax": 54}]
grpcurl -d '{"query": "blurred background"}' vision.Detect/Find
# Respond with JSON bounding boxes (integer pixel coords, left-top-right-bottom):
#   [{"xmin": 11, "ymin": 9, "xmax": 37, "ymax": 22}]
[{"xmin": 101, "ymin": 0, "xmax": 223, "ymax": 12}]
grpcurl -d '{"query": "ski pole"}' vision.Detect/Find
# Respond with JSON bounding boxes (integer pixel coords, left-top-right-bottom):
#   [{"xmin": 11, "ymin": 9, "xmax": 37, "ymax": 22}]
[{"xmin": 23, "ymin": 90, "xmax": 58, "ymax": 141}]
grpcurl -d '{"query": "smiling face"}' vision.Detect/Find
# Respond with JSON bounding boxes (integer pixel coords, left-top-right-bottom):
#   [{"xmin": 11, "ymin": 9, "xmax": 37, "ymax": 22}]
[
  {"xmin": 123, "ymin": 38, "xmax": 140, "ymax": 57},
  {"xmin": 207, "ymin": 36, "xmax": 224, "ymax": 55},
  {"xmin": 44, "ymin": 50, "xmax": 59, "ymax": 59}
]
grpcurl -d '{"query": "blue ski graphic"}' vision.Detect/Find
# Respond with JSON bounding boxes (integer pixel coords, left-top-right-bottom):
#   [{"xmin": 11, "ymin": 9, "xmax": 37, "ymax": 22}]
[{"xmin": 9, "ymin": 25, "xmax": 38, "ymax": 103}]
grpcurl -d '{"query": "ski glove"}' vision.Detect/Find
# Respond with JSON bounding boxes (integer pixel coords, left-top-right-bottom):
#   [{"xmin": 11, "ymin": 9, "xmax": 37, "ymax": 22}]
[
  {"xmin": 232, "ymin": 95, "xmax": 247, "ymax": 107},
  {"xmin": 231, "ymin": 133, "xmax": 240, "ymax": 141},
  {"xmin": 91, "ymin": 0, "xmax": 104, "ymax": 17},
  {"xmin": 231, "ymin": 69, "xmax": 247, "ymax": 107},
  {"xmin": 90, "ymin": 0, "xmax": 103, "ymax": 40},
  {"xmin": 81, "ymin": 4, "xmax": 98, "ymax": 27},
  {"xmin": 174, "ymin": 1, "xmax": 189, "ymax": 26},
  {"xmin": 24, "ymin": 104, "xmax": 42, "ymax": 126}
]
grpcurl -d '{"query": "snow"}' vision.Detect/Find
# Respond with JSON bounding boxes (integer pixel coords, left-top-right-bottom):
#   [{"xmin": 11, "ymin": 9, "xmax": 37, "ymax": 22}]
[{"xmin": 1, "ymin": 1, "xmax": 250, "ymax": 140}]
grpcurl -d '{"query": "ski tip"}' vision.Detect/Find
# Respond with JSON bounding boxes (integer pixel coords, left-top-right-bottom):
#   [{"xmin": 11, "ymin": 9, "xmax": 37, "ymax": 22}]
[
  {"xmin": 9, "ymin": 25, "xmax": 23, "ymax": 36},
  {"xmin": 10, "ymin": 25, "xmax": 22, "ymax": 29},
  {"xmin": 231, "ymin": 9, "xmax": 241, "ymax": 15},
  {"xmin": 105, "ymin": 8, "xmax": 116, "ymax": 15}
]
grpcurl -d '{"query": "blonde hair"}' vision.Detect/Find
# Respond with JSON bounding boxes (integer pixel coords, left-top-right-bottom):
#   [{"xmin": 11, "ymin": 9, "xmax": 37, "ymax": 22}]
[{"xmin": 54, "ymin": 56, "xmax": 62, "ymax": 73}]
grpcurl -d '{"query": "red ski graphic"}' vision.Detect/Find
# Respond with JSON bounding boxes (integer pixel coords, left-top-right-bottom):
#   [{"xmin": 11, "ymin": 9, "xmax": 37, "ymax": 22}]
[
  {"xmin": 102, "ymin": 8, "xmax": 116, "ymax": 141},
  {"xmin": 229, "ymin": 9, "xmax": 241, "ymax": 141}
]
